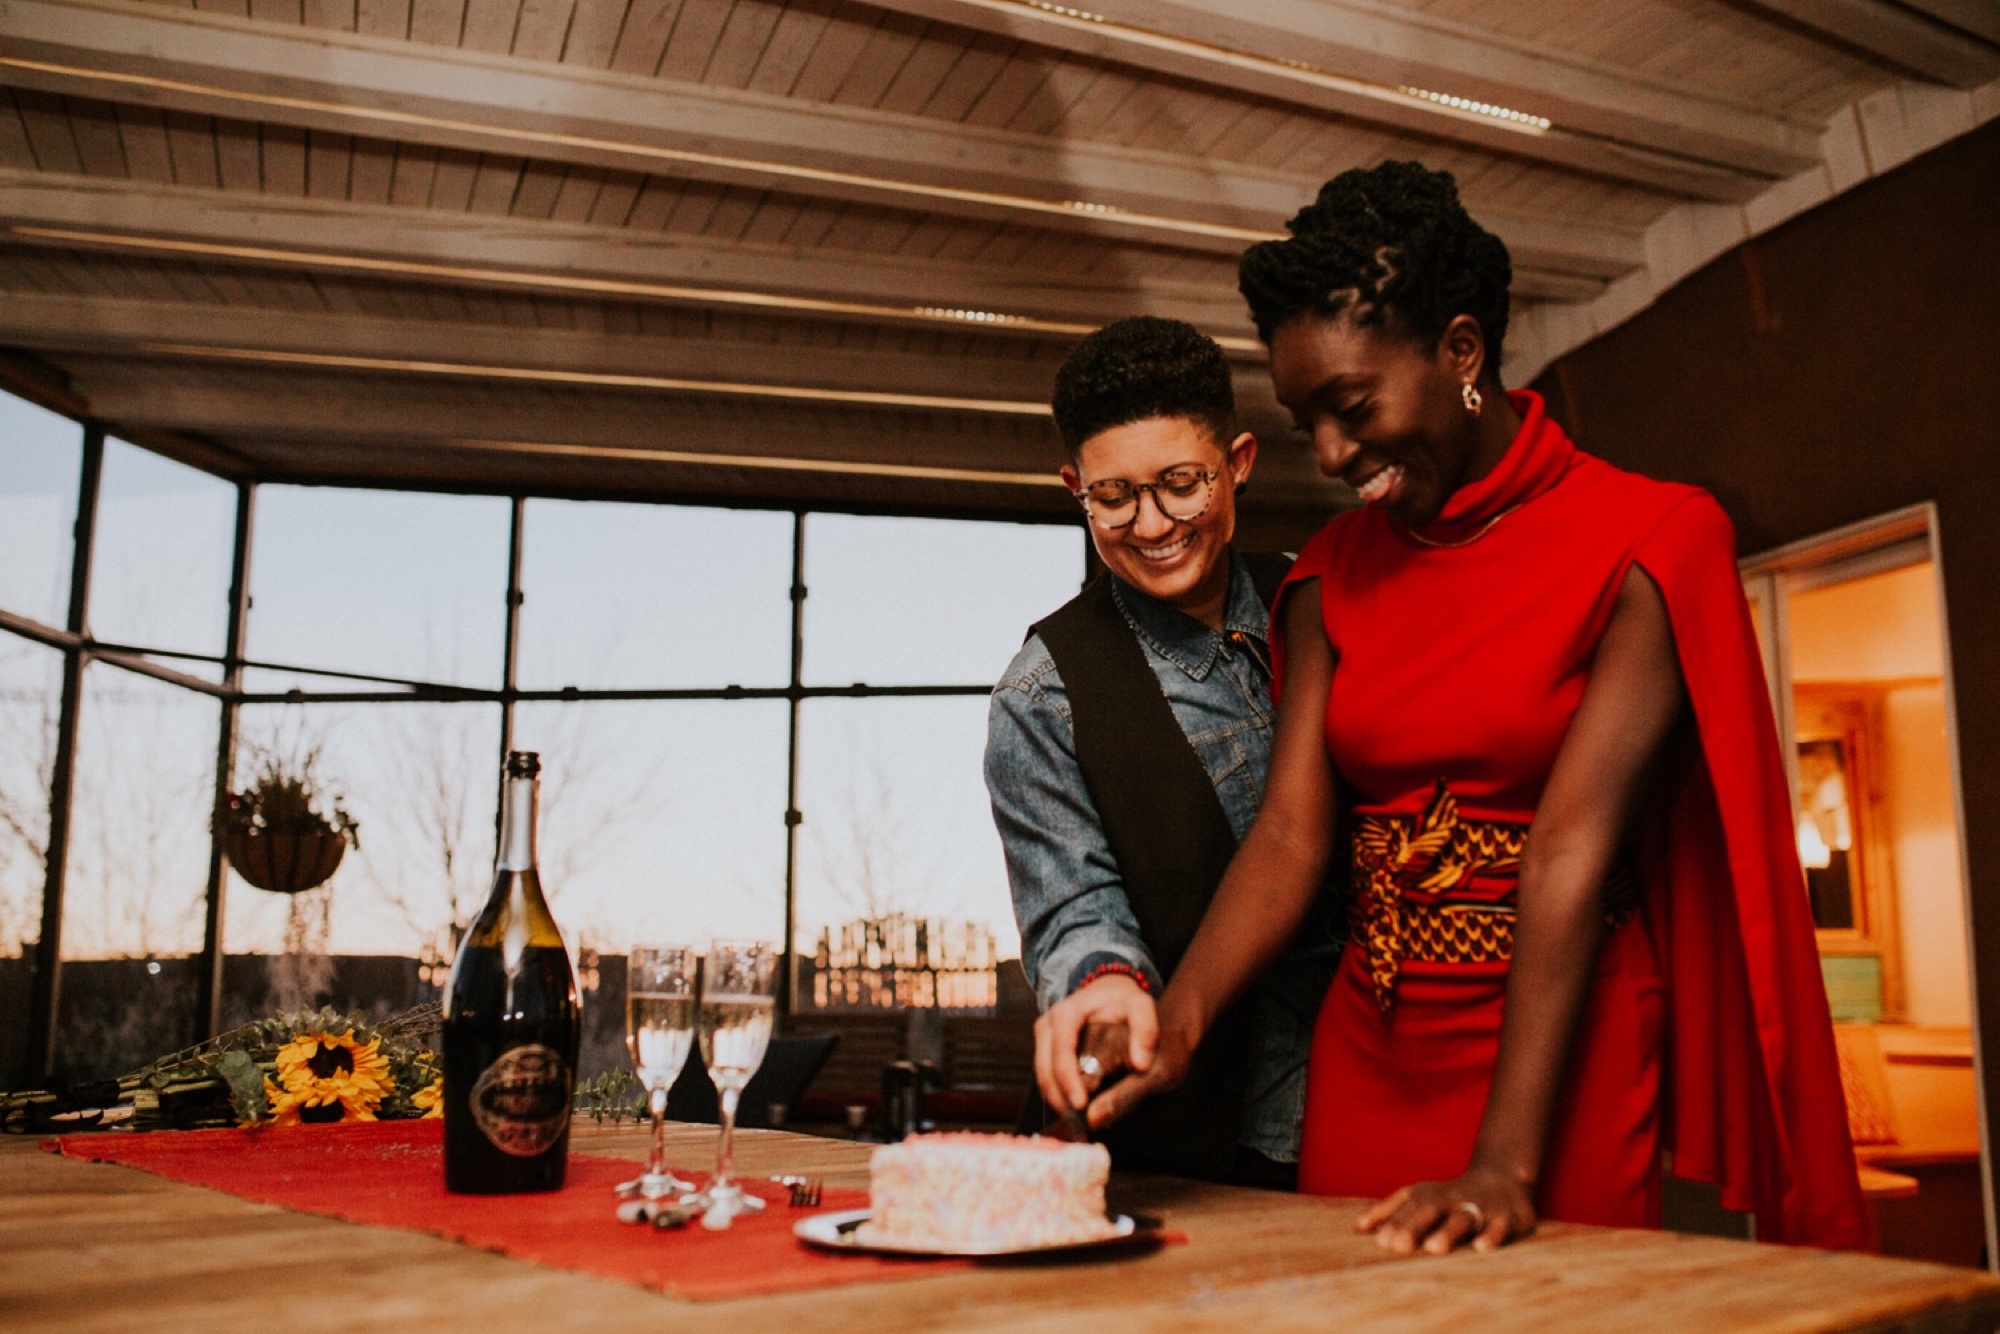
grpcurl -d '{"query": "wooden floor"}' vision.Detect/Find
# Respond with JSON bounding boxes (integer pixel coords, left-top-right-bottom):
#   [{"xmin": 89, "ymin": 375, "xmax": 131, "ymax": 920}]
[{"xmin": 5, "ymin": 1120, "xmax": 1999, "ymax": 1333}]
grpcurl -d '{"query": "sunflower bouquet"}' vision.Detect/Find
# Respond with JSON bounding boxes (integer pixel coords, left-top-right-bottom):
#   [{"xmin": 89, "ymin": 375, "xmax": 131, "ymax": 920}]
[{"xmin": 120, "ymin": 1004, "xmax": 444, "ymax": 1131}]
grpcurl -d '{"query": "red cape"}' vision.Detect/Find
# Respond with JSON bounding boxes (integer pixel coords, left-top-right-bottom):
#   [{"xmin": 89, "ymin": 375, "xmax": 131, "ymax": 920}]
[{"xmin": 1632, "ymin": 487, "xmax": 1871, "ymax": 1248}]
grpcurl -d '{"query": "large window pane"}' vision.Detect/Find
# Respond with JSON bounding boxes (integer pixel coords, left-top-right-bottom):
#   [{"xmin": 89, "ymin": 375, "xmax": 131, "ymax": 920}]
[
  {"xmin": 511, "ymin": 700, "xmax": 789, "ymax": 950},
  {"xmin": 53, "ymin": 667, "xmax": 219, "ymax": 1080},
  {"xmin": 227, "ymin": 702, "xmax": 503, "ymax": 965},
  {"xmin": 0, "ymin": 639, "xmax": 62, "ymax": 1081},
  {"xmin": 802, "ymin": 515, "xmax": 1082, "ymax": 686},
  {"xmin": 0, "ymin": 392, "xmax": 82, "ymax": 626},
  {"xmin": 0, "ymin": 638, "xmax": 60, "ymax": 958},
  {"xmin": 89, "ymin": 439, "xmax": 235, "ymax": 674},
  {"xmin": 518, "ymin": 501, "xmax": 792, "ymax": 690},
  {"xmin": 795, "ymin": 697, "xmax": 1018, "ymax": 976},
  {"xmin": 246, "ymin": 488, "xmax": 510, "ymax": 692}
]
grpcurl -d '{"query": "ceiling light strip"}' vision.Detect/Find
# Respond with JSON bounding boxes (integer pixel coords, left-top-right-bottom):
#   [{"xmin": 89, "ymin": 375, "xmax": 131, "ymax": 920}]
[
  {"xmin": 0, "ymin": 55, "xmax": 1273, "ymax": 243},
  {"xmin": 2, "ymin": 224, "xmax": 1266, "ymax": 353},
  {"xmin": 453, "ymin": 436, "xmax": 1062, "ymax": 487},
  {"xmin": 977, "ymin": 0, "xmax": 1551, "ymax": 136},
  {"xmin": 125, "ymin": 341, "xmax": 1053, "ymax": 415}
]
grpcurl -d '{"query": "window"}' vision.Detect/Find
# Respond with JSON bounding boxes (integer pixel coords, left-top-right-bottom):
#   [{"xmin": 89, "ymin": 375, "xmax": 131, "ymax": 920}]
[
  {"xmin": 0, "ymin": 638, "xmax": 61, "ymax": 962},
  {"xmin": 0, "ymin": 393, "xmax": 82, "ymax": 627},
  {"xmin": 88, "ymin": 440, "xmax": 234, "ymax": 673},
  {"xmin": 795, "ymin": 514, "xmax": 1082, "ymax": 1010},
  {"xmin": 510, "ymin": 699, "xmax": 790, "ymax": 949},
  {"xmin": 246, "ymin": 488, "xmax": 511, "ymax": 693},
  {"xmin": 518, "ymin": 500, "xmax": 793, "ymax": 691}
]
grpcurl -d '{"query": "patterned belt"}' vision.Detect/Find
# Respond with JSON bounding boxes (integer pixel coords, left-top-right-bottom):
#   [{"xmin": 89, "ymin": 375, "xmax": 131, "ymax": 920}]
[{"xmin": 1351, "ymin": 781, "xmax": 1635, "ymax": 1013}]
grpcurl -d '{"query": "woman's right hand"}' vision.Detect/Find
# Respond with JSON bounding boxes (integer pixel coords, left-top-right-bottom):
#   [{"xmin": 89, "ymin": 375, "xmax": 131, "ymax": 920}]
[{"xmin": 1034, "ymin": 973, "xmax": 1158, "ymax": 1115}]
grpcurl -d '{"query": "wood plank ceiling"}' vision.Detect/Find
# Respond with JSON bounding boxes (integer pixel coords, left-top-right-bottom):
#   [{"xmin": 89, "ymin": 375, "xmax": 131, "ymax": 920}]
[{"xmin": 0, "ymin": 0, "xmax": 1994, "ymax": 524}]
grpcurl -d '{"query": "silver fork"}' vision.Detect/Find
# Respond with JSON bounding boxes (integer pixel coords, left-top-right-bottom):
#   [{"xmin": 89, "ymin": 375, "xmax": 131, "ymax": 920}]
[{"xmin": 770, "ymin": 1174, "xmax": 824, "ymax": 1207}]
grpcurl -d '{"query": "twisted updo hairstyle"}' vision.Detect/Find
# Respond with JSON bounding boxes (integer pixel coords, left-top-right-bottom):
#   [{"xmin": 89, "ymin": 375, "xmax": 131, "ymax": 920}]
[{"xmin": 1238, "ymin": 161, "xmax": 1512, "ymax": 370}]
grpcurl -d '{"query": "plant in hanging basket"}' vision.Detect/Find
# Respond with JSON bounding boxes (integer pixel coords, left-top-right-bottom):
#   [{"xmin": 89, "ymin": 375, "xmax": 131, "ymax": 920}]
[{"xmin": 212, "ymin": 747, "xmax": 360, "ymax": 894}]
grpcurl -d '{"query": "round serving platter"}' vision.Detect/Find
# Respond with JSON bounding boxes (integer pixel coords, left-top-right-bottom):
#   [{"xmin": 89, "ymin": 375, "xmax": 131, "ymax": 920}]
[{"xmin": 794, "ymin": 1209, "xmax": 1164, "ymax": 1258}]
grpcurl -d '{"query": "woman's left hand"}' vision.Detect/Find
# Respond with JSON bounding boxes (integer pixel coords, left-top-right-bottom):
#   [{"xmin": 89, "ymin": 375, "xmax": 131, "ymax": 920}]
[{"xmin": 1355, "ymin": 1164, "xmax": 1537, "ymax": 1255}]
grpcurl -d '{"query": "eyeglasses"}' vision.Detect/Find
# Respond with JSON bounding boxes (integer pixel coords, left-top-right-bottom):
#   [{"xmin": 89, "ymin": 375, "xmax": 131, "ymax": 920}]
[{"xmin": 1071, "ymin": 466, "xmax": 1219, "ymax": 531}]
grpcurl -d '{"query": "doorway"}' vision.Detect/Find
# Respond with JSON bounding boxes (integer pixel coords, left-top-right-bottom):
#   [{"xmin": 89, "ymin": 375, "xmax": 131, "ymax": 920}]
[{"xmin": 1741, "ymin": 503, "xmax": 1985, "ymax": 1266}]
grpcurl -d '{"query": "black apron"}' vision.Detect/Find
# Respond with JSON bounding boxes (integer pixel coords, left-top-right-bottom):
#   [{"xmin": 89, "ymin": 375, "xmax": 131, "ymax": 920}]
[{"xmin": 1024, "ymin": 551, "xmax": 1290, "ymax": 1180}]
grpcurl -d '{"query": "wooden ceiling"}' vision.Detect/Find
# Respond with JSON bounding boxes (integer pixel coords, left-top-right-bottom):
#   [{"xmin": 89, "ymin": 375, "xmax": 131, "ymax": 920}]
[{"xmin": 0, "ymin": 0, "xmax": 1994, "ymax": 525}]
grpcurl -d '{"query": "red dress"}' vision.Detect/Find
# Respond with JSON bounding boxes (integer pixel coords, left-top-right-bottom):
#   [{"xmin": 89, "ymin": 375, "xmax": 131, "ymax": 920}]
[{"xmin": 1276, "ymin": 392, "xmax": 1868, "ymax": 1248}]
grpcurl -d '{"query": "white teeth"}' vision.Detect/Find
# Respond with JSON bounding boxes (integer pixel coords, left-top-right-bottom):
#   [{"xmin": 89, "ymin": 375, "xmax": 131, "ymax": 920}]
[
  {"xmin": 1353, "ymin": 465, "xmax": 1402, "ymax": 504},
  {"xmin": 1134, "ymin": 532, "xmax": 1195, "ymax": 561}
]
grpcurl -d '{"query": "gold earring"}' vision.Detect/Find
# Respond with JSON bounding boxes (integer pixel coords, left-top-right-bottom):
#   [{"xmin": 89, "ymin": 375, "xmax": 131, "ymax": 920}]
[{"xmin": 1461, "ymin": 382, "xmax": 1483, "ymax": 417}]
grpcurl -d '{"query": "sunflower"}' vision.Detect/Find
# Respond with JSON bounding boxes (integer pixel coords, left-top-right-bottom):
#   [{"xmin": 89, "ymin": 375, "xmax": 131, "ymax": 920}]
[
  {"xmin": 410, "ymin": 1076, "xmax": 444, "ymax": 1119},
  {"xmin": 264, "ymin": 1029, "xmax": 395, "ymax": 1125}
]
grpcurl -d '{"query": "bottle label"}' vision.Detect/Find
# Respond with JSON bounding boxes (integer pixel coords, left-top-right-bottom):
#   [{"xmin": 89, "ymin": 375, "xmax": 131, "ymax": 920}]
[{"xmin": 468, "ymin": 1044, "xmax": 572, "ymax": 1157}]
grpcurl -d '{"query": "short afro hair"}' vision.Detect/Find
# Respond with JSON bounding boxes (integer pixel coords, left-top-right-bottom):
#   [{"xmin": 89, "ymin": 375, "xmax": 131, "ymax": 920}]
[
  {"xmin": 1050, "ymin": 316, "xmax": 1235, "ymax": 458},
  {"xmin": 1237, "ymin": 160, "xmax": 1512, "ymax": 369}
]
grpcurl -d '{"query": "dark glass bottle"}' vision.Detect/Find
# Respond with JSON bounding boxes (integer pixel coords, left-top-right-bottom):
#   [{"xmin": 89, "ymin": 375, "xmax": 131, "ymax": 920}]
[{"xmin": 442, "ymin": 751, "xmax": 581, "ymax": 1193}]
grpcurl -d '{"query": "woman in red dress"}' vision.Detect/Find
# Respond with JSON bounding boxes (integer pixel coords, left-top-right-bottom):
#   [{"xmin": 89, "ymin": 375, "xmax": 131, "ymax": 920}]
[{"xmin": 1040, "ymin": 161, "xmax": 1867, "ymax": 1253}]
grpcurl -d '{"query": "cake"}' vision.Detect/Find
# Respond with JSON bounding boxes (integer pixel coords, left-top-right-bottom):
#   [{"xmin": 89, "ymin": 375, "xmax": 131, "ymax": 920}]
[{"xmin": 859, "ymin": 1132, "xmax": 1123, "ymax": 1251}]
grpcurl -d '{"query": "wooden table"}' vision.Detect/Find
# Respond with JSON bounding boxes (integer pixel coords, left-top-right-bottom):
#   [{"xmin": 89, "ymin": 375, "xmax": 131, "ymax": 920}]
[{"xmin": 5, "ymin": 1121, "xmax": 1998, "ymax": 1333}]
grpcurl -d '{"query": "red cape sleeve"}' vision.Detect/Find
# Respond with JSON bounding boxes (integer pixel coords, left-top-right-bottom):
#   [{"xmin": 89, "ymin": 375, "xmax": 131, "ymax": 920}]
[
  {"xmin": 1635, "ymin": 492, "xmax": 1871, "ymax": 1249},
  {"xmin": 1267, "ymin": 521, "xmax": 1345, "ymax": 704}
]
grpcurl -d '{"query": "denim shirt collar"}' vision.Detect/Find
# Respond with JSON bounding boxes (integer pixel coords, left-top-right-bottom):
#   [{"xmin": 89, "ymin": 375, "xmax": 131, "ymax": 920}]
[{"xmin": 1107, "ymin": 552, "xmax": 1267, "ymax": 682}]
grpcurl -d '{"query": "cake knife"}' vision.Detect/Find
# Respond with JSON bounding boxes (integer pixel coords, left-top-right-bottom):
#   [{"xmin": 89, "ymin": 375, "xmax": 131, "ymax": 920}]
[{"xmin": 1051, "ymin": 1021, "xmax": 1131, "ymax": 1143}]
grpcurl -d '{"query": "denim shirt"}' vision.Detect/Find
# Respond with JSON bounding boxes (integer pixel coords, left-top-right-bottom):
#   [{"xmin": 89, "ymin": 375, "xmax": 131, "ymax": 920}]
[{"xmin": 984, "ymin": 553, "xmax": 1340, "ymax": 1164}]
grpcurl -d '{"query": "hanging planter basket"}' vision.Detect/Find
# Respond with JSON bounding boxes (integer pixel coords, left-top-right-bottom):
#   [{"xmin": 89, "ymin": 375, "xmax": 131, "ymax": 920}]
[{"xmin": 223, "ymin": 830, "xmax": 348, "ymax": 895}]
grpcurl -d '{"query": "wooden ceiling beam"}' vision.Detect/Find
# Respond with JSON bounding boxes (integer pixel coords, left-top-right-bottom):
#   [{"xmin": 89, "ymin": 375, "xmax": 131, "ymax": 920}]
[
  {"xmin": 0, "ymin": 170, "xmax": 1254, "ymax": 335},
  {"xmin": 858, "ymin": 0, "xmax": 1823, "ymax": 181},
  {"xmin": 0, "ymin": 287, "xmax": 1062, "ymax": 411},
  {"xmin": 1894, "ymin": 0, "xmax": 2000, "ymax": 47},
  {"xmin": 63, "ymin": 358, "xmax": 1064, "ymax": 473},
  {"xmin": 0, "ymin": 170, "xmax": 1611, "ymax": 353},
  {"xmin": 0, "ymin": 0, "xmax": 1647, "ymax": 280},
  {"xmin": 856, "ymin": 0, "xmax": 1770, "ymax": 201},
  {"xmin": 1729, "ymin": 0, "xmax": 2000, "ymax": 88},
  {"xmin": 0, "ymin": 284, "xmax": 1303, "ymax": 435}
]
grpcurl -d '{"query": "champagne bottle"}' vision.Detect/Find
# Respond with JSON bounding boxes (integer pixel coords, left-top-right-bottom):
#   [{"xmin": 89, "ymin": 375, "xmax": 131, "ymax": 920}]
[{"xmin": 442, "ymin": 751, "xmax": 581, "ymax": 1193}]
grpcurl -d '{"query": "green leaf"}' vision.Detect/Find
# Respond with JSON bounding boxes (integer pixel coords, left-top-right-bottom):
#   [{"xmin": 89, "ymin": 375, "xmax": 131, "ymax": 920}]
[{"xmin": 216, "ymin": 1049, "xmax": 267, "ymax": 1123}]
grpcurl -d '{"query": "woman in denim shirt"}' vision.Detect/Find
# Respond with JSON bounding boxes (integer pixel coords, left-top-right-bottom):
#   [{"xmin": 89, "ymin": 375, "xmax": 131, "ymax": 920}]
[{"xmin": 985, "ymin": 317, "xmax": 1337, "ymax": 1187}]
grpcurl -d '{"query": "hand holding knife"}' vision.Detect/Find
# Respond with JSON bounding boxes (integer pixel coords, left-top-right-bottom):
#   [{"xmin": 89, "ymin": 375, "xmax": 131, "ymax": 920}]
[{"xmin": 1051, "ymin": 1020, "xmax": 1130, "ymax": 1142}]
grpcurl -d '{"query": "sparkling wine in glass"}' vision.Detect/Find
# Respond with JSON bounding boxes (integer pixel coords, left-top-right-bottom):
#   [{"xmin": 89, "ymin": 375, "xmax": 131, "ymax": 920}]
[
  {"xmin": 694, "ymin": 938, "xmax": 779, "ymax": 1228},
  {"xmin": 620, "ymin": 944, "xmax": 698, "ymax": 1200}
]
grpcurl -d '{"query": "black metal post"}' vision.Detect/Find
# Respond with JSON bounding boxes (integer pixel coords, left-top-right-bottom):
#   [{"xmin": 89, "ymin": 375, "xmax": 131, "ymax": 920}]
[
  {"xmin": 195, "ymin": 481, "xmax": 255, "ymax": 1040},
  {"xmin": 497, "ymin": 496, "xmax": 525, "ymax": 849},
  {"xmin": 25, "ymin": 426, "xmax": 103, "ymax": 1080},
  {"xmin": 780, "ymin": 511, "xmax": 806, "ymax": 1020}
]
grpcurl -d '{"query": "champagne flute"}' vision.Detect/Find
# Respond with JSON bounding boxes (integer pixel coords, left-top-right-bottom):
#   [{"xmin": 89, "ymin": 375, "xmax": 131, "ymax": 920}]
[
  {"xmin": 693, "ymin": 938, "xmax": 779, "ymax": 1229},
  {"xmin": 619, "ymin": 944, "xmax": 698, "ymax": 1200}
]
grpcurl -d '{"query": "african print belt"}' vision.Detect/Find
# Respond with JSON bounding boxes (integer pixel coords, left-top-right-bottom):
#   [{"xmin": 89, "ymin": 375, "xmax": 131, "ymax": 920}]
[{"xmin": 1350, "ymin": 781, "xmax": 1635, "ymax": 1013}]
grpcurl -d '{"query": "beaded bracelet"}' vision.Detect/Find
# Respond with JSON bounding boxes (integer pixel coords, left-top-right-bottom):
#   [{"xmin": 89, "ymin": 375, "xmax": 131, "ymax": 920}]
[{"xmin": 1077, "ymin": 960, "xmax": 1152, "ymax": 994}]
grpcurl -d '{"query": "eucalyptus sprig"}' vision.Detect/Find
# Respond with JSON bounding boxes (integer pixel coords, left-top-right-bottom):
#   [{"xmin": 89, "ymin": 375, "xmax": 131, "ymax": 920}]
[{"xmin": 574, "ymin": 1069, "xmax": 646, "ymax": 1125}]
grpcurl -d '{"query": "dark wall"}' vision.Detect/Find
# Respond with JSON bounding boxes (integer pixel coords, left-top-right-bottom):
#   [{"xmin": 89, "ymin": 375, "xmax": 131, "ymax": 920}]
[{"xmin": 1531, "ymin": 119, "xmax": 2000, "ymax": 1230}]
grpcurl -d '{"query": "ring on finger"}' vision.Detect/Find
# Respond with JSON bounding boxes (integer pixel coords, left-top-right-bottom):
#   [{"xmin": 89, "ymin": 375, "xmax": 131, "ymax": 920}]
[
  {"xmin": 1077, "ymin": 1053, "xmax": 1103, "ymax": 1079},
  {"xmin": 1455, "ymin": 1200, "xmax": 1486, "ymax": 1230}
]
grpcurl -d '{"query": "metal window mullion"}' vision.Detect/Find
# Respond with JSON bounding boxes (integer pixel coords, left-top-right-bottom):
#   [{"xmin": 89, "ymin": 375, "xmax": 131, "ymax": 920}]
[
  {"xmin": 497, "ymin": 497, "xmax": 525, "ymax": 850},
  {"xmin": 781, "ymin": 511, "xmax": 805, "ymax": 1021},
  {"xmin": 195, "ymin": 481, "xmax": 254, "ymax": 1041},
  {"xmin": 26, "ymin": 425, "xmax": 104, "ymax": 1080}
]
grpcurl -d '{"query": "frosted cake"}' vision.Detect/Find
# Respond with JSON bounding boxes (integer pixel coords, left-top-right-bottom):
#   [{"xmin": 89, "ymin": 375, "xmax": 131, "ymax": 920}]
[{"xmin": 859, "ymin": 1132, "xmax": 1122, "ymax": 1251}]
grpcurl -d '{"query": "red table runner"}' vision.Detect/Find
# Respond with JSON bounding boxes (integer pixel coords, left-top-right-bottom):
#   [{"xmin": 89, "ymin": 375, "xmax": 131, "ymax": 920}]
[{"xmin": 52, "ymin": 1120, "xmax": 964, "ymax": 1302}]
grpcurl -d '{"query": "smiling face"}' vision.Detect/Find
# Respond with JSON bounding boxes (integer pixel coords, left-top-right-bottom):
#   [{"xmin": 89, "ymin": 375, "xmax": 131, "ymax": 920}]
[
  {"xmin": 1061, "ymin": 416, "xmax": 1256, "ymax": 627},
  {"xmin": 1268, "ymin": 310, "xmax": 1496, "ymax": 528}
]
